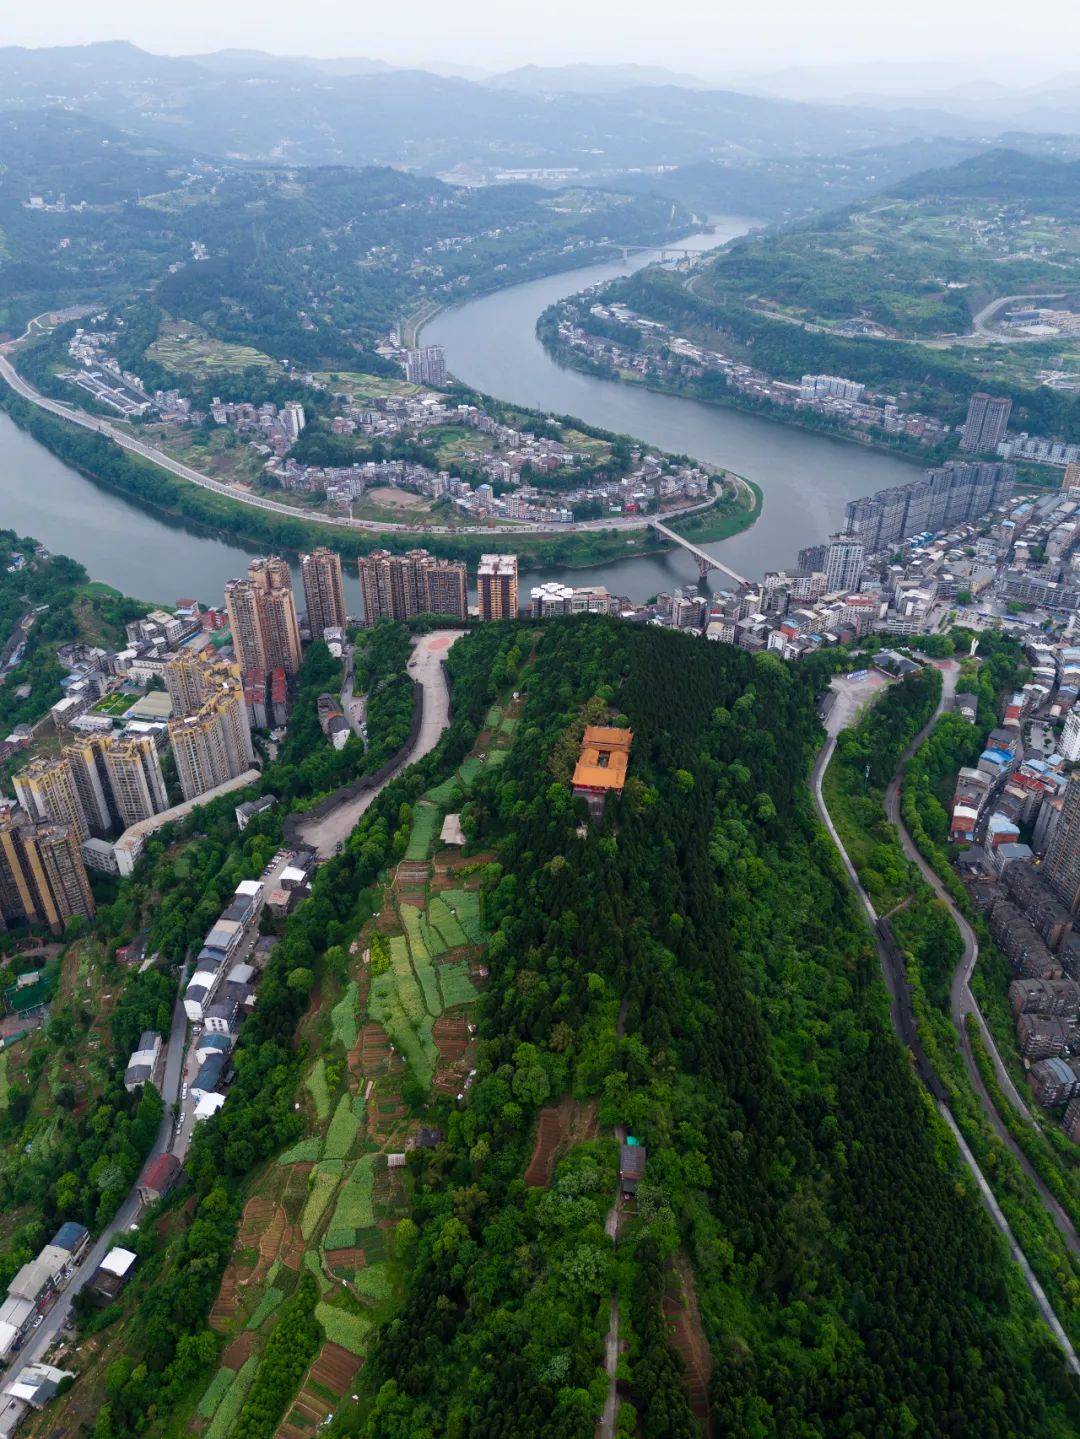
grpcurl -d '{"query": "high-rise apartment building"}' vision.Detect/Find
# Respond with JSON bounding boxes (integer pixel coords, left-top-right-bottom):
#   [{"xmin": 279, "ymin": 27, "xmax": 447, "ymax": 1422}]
[
  {"xmin": 823, "ymin": 534, "xmax": 865, "ymax": 594},
  {"xmin": 65, "ymin": 735, "xmax": 118, "ymax": 836},
  {"xmin": 13, "ymin": 756, "xmax": 89, "ymax": 843},
  {"xmin": 1043, "ymin": 777, "xmax": 1080, "ymax": 912},
  {"xmin": 103, "ymin": 735, "xmax": 169, "ymax": 829},
  {"xmin": 164, "ymin": 651, "xmax": 216, "ymax": 718},
  {"xmin": 476, "ymin": 554, "xmax": 519, "ymax": 621},
  {"xmin": 225, "ymin": 576, "xmax": 267, "ymax": 673},
  {"xmin": 0, "ymin": 805, "xmax": 95, "ymax": 933},
  {"xmin": 301, "ymin": 548, "xmax": 348, "ymax": 639},
  {"xmin": 960, "ymin": 393, "xmax": 1013, "ymax": 454},
  {"xmin": 358, "ymin": 549, "xmax": 425, "ymax": 626},
  {"xmin": 421, "ymin": 559, "xmax": 468, "ymax": 620},
  {"xmin": 169, "ymin": 674, "xmax": 254, "ymax": 802},
  {"xmin": 844, "ymin": 463, "xmax": 1014, "ymax": 553},
  {"xmin": 225, "ymin": 557, "xmax": 302, "ymax": 675},
  {"xmin": 404, "ymin": 345, "xmax": 446, "ymax": 387}
]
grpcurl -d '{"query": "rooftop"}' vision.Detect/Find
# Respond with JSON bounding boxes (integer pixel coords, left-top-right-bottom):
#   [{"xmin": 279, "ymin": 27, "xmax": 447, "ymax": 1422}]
[{"xmin": 572, "ymin": 726, "xmax": 633, "ymax": 794}]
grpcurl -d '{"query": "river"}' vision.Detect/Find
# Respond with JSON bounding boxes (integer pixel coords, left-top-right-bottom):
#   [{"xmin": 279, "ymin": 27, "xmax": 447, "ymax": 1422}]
[
  {"xmin": 426, "ymin": 219, "xmax": 919, "ymax": 599},
  {"xmin": 0, "ymin": 219, "xmax": 918, "ymax": 605}
]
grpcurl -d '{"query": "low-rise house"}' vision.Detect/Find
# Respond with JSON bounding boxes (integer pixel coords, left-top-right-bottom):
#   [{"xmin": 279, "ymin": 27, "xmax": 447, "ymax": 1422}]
[
  {"xmin": 49, "ymin": 1221, "xmax": 90, "ymax": 1264},
  {"xmin": 195, "ymin": 1032, "xmax": 234, "ymax": 1064},
  {"xmin": 0, "ymin": 1297, "xmax": 35, "ymax": 1364},
  {"xmin": 235, "ymin": 796, "xmax": 275, "ymax": 831},
  {"xmin": 990, "ymin": 841, "xmax": 1033, "ymax": 876},
  {"xmin": 193, "ymin": 1091, "xmax": 226, "ymax": 1122},
  {"xmin": 192, "ymin": 1051, "xmax": 228, "ymax": 1098},
  {"xmin": 7, "ymin": 1248, "xmax": 67, "ymax": 1311},
  {"xmin": 137, "ymin": 1153, "xmax": 183, "ymax": 1206},
  {"xmin": 89, "ymin": 1248, "xmax": 136, "ymax": 1299},
  {"xmin": 232, "ymin": 880, "xmax": 264, "ymax": 921},
  {"xmin": 2, "ymin": 1364, "xmax": 74, "ymax": 1410},
  {"xmin": 183, "ymin": 969, "xmax": 219, "ymax": 1022},
  {"xmin": 123, "ymin": 1030, "xmax": 162, "ymax": 1092},
  {"xmin": 619, "ymin": 1141, "xmax": 646, "ymax": 1200}
]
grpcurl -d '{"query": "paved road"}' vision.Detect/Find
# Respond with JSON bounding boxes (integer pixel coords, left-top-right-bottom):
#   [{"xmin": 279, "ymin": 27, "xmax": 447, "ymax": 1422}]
[
  {"xmin": 970, "ymin": 291, "xmax": 1068, "ymax": 342},
  {"xmin": 340, "ymin": 644, "xmax": 366, "ymax": 742},
  {"xmin": 297, "ymin": 629, "xmax": 463, "ymax": 858},
  {"xmin": 0, "ymin": 339, "xmax": 720, "ymax": 540},
  {"xmin": 883, "ymin": 669, "xmax": 1079, "ymax": 1256},
  {"xmin": 812, "ymin": 674, "xmax": 1079, "ymax": 1373},
  {"xmin": 3, "ymin": 976, "xmax": 188, "ymax": 1387}
]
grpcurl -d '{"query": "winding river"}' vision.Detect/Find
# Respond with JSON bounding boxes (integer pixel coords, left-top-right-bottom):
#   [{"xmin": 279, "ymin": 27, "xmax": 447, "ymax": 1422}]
[{"xmin": 0, "ymin": 218, "xmax": 918, "ymax": 604}]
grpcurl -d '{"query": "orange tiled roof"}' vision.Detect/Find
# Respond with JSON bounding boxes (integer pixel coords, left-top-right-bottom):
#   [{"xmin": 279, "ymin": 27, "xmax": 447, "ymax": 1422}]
[{"xmin": 572, "ymin": 726, "xmax": 633, "ymax": 791}]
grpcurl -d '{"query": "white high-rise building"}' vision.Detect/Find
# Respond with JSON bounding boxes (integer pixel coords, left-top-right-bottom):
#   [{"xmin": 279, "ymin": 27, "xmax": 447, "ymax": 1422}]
[
  {"xmin": 1061, "ymin": 710, "xmax": 1080, "ymax": 764},
  {"xmin": 404, "ymin": 346, "xmax": 447, "ymax": 387},
  {"xmin": 824, "ymin": 534, "xmax": 865, "ymax": 594}
]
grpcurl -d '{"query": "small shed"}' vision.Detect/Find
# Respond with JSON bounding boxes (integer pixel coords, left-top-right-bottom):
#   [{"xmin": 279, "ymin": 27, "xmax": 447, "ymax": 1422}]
[{"xmin": 619, "ymin": 1141, "xmax": 646, "ymax": 1199}]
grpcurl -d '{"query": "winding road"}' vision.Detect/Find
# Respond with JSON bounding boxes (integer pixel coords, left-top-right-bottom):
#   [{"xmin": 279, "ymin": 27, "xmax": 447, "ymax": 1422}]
[
  {"xmin": 296, "ymin": 628, "xmax": 463, "ymax": 858},
  {"xmin": 812, "ymin": 670, "xmax": 1079, "ymax": 1373},
  {"xmin": 883, "ymin": 670, "xmax": 1080, "ymax": 1256}
]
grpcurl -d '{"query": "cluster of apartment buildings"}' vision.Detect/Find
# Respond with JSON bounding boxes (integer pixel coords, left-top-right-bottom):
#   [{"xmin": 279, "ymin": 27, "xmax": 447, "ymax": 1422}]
[
  {"xmin": 356, "ymin": 548, "xmax": 519, "ymax": 625},
  {"xmin": 1, "ymin": 549, "xmax": 350, "ymax": 915}
]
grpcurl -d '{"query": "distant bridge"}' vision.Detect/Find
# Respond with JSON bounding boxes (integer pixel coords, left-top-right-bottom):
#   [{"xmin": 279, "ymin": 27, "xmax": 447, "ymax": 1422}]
[
  {"xmin": 648, "ymin": 519, "xmax": 749, "ymax": 587},
  {"xmin": 615, "ymin": 245, "xmax": 702, "ymax": 264}
]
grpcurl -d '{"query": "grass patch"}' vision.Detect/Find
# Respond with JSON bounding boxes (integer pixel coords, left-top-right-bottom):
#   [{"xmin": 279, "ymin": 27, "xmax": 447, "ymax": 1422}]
[
  {"xmin": 438, "ymin": 962, "xmax": 478, "ymax": 1008},
  {"xmin": 442, "ymin": 889, "xmax": 485, "ymax": 944},
  {"xmin": 457, "ymin": 756, "xmax": 483, "ymax": 786},
  {"xmin": 300, "ymin": 1163, "xmax": 343, "ymax": 1240},
  {"xmin": 324, "ymin": 1155, "xmax": 376, "ymax": 1249},
  {"xmin": 405, "ymin": 802, "xmax": 440, "ymax": 861},
  {"xmin": 205, "ymin": 1354, "xmax": 259, "ymax": 1439},
  {"xmin": 423, "ymin": 775, "xmax": 461, "ymax": 807},
  {"xmin": 196, "ymin": 1366, "xmax": 234, "ymax": 1419},
  {"xmin": 315, "ymin": 1302, "xmax": 371, "ymax": 1357},
  {"xmin": 323, "ymin": 1093, "xmax": 361, "ymax": 1162},
  {"xmin": 352, "ymin": 1261, "xmax": 393, "ymax": 1305},
  {"xmin": 428, "ymin": 895, "xmax": 468, "ymax": 949},
  {"xmin": 367, "ymin": 974, "xmax": 436, "ymax": 1088},
  {"xmin": 245, "ymin": 1286, "xmax": 284, "ymax": 1330},
  {"xmin": 402, "ymin": 906, "xmax": 441, "ymax": 1016},
  {"xmin": 305, "ymin": 1057, "xmax": 331, "ymax": 1122},
  {"xmin": 278, "ymin": 1136, "xmax": 322, "ymax": 1165},
  {"xmin": 331, "ymin": 981, "xmax": 359, "ymax": 1052},
  {"xmin": 419, "ymin": 916, "xmax": 448, "ymax": 958}
]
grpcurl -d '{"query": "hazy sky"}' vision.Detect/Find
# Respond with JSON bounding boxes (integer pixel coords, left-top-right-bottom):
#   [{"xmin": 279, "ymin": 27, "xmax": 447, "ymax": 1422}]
[{"xmin": 1, "ymin": 0, "xmax": 1074, "ymax": 82}]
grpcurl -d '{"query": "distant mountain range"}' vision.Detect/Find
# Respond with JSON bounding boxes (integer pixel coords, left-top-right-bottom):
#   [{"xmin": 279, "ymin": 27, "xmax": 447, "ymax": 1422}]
[{"xmin": 0, "ymin": 41, "xmax": 1000, "ymax": 182}]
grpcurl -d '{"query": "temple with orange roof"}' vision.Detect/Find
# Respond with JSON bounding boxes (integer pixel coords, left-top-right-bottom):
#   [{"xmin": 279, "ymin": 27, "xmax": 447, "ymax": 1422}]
[{"xmin": 571, "ymin": 726, "xmax": 633, "ymax": 817}]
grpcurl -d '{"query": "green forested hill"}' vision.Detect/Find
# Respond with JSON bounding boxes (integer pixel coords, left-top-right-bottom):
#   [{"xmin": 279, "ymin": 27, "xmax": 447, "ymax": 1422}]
[
  {"xmin": 0, "ymin": 108, "xmax": 688, "ymax": 349},
  {"xmin": 352, "ymin": 619, "xmax": 1076, "ymax": 1437}
]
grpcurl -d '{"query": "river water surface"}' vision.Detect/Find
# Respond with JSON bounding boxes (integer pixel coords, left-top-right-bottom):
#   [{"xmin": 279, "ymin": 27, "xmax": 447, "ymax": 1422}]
[{"xmin": 0, "ymin": 219, "xmax": 917, "ymax": 604}]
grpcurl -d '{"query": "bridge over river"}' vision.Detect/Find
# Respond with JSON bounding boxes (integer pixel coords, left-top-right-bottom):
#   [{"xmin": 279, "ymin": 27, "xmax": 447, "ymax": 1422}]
[{"xmin": 647, "ymin": 519, "xmax": 750, "ymax": 587}]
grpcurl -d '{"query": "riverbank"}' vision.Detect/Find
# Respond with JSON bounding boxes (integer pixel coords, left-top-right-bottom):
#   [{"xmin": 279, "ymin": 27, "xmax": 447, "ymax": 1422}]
[
  {"xmin": 0, "ymin": 384, "xmax": 761, "ymax": 577},
  {"xmin": 536, "ymin": 321, "xmax": 938, "ymax": 472}
]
